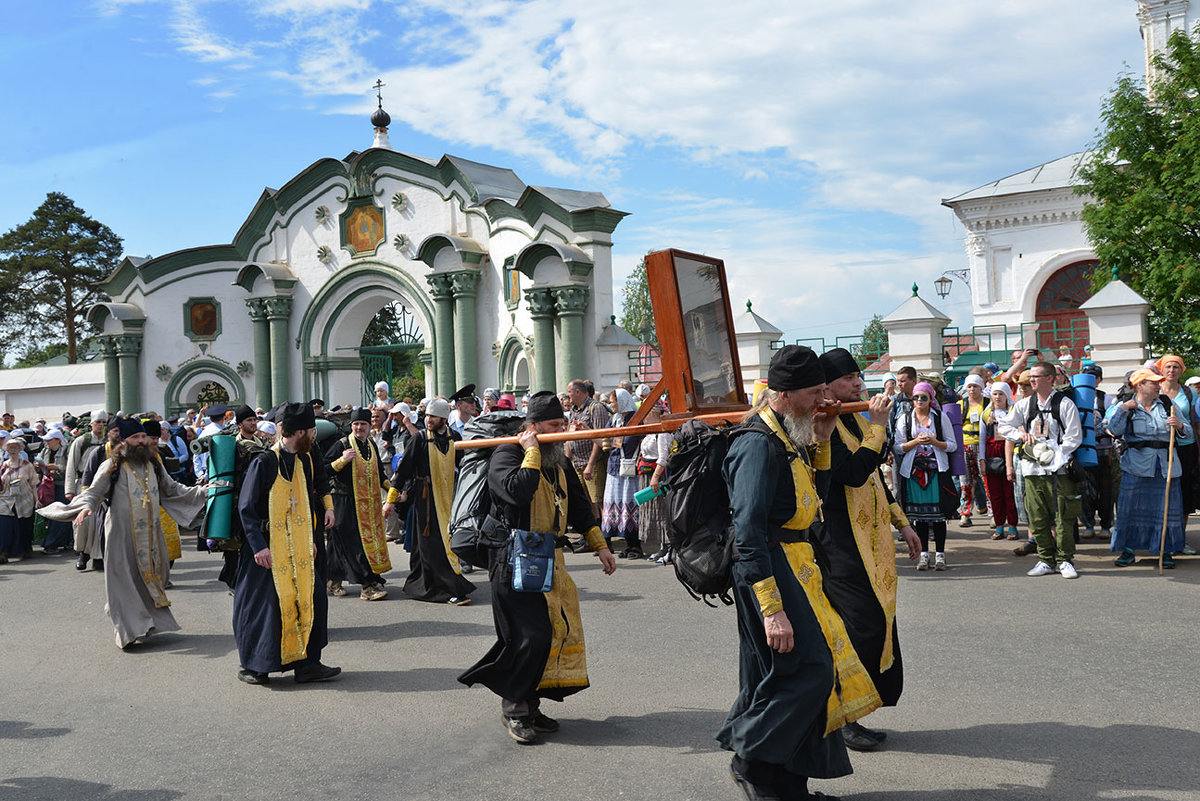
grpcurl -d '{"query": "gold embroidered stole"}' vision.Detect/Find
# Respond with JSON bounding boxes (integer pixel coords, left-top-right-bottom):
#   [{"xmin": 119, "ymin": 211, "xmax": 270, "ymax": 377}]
[
  {"xmin": 123, "ymin": 464, "xmax": 170, "ymax": 609},
  {"xmin": 349, "ymin": 437, "xmax": 390, "ymax": 574},
  {"xmin": 267, "ymin": 446, "xmax": 316, "ymax": 665},
  {"xmin": 529, "ymin": 465, "xmax": 588, "ymax": 693},
  {"xmin": 834, "ymin": 417, "xmax": 899, "ymax": 671},
  {"xmin": 782, "ymin": 542, "xmax": 882, "ymax": 734},
  {"xmin": 757, "ymin": 408, "xmax": 821, "ymax": 530},
  {"xmin": 426, "ymin": 435, "xmax": 459, "ymax": 575},
  {"xmin": 151, "ymin": 452, "xmax": 181, "ymax": 561}
]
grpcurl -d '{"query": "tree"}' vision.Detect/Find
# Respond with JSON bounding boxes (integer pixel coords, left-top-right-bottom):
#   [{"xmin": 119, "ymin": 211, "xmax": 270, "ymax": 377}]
[
  {"xmin": 12, "ymin": 342, "xmax": 69, "ymax": 368},
  {"xmin": 619, "ymin": 254, "xmax": 657, "ymax": 347},
  {"xmin": 1077, "ymin": 27, "xmax": 1200, "ymax": 357},
  {"xmin": 0, "ymin": 192, "xmax": 122, "ymax": 363},
  {"xmin": 854, "ymin": 314, "xmax": 889, "ymax": 366}
]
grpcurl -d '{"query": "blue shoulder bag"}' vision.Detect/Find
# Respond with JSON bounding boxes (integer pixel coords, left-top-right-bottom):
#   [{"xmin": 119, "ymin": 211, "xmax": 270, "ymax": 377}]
[{"xmin": 509, "ymin": 529, "xmax": 556, "ymax": 593}]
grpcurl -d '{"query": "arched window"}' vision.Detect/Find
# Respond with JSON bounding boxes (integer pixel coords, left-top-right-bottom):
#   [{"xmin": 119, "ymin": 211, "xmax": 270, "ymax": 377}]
[{"xmin": 1035, "ymin": 260, "xmax": 1096, "ymax": 360}]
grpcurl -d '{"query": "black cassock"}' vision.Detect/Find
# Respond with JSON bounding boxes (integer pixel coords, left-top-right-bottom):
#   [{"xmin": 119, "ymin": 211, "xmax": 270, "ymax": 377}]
[
  {"xmin": 813, "ymin": 413, "xmax": 904, "ymax": 707},
  {"xmin": 234, "ymin": 448, "xmax": 331, "ymax": 675},
  {"xmin": 324, "ymin": 435, "xmax": 390, "ymax": 588},
  {"xmin": 391, "ymin": 428, "xmax": 474, "ymax": 603}
]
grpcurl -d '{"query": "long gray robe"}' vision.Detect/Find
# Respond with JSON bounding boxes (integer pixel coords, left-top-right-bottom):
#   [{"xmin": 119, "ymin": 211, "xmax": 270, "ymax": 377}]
[{"xmin": 40, "ymin": 458, "xmax": 207, "ymax": 648}]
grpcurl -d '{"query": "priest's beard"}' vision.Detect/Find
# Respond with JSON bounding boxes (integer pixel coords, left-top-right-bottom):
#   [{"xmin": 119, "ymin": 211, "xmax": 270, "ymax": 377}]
[
  {"xmin": 539, "ymin": 441, "xmax": 570, "ymax": 472},
  {"xmin": 122, "ymin": 442, "xmax": 156, "ymax": 466},
  {"xmin": 286, "ymin": 430, "xmax": 314, "ymax": 454},
  {"xmin": 781, "ymin": 411, "xmax": 814, "ymax": 449}
]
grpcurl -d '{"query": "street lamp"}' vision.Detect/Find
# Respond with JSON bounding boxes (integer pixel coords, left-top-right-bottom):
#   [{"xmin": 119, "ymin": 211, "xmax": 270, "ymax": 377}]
[
  {"xmin": 934, "ymin": 275, "xmax": 953, "ymax": 299},
  {"xmin": 934, "ymin": 269, "xmax": 971, "ymax": 299}
]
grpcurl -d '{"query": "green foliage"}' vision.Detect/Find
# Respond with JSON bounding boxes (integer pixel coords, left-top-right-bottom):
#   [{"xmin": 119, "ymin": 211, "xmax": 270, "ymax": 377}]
[
  {"xmin": 1077, "ymin": 27, "xmax": 1200, "ymax": 358},
  {"xmin": 362, "ymin": 301, "xmax": 423, "ymax": 347},
  {"xmin": 392, "ymin": 351, "xmax": 425, "ymax": 402},
  {"xmin": 13, "ymin": 342, "xmax": 69, "ymax": 368},
  {"xmin": 0, "ymin": 192, "xmax": 123, "ymax": 363},
  {"xmin": 854, "ymin": 314, "xmax": 889, "ymax": 366},
  {"xmin": 619, "ymin": 255, "xmax": 657, "ymax": 347}
]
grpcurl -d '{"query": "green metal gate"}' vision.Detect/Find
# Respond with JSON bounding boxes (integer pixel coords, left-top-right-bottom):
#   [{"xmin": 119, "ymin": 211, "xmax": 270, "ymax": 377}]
[{"xmin": 361, "ymin": 353, "xmax": 392, "ymax": 406}]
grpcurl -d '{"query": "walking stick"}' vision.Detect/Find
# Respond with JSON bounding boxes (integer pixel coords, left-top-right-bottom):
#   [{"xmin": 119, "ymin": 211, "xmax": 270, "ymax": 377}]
[{"xmin": 1157, "ymin": 424, "xmax": 1177, "ymax": 575}]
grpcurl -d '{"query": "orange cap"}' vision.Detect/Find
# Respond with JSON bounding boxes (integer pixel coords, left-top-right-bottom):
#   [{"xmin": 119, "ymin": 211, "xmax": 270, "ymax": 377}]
[{"xmin": 1130, "ymin": 368, "xmax": 1166, "ymax": 387}]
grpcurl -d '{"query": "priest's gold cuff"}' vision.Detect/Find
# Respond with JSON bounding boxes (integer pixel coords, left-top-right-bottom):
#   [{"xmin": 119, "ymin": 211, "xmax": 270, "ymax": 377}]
[
  {"xmin": 753, "ymin": 576, "xmax": 784, "ymax": 618},
  {"xmin": 322, "ymin": 495, "xmax": 334, "ymax": 512},
  {"xmin": 331, "ymin": 456, "xmax": 347, "ymax": 472},
  {"xmin": 584, "ymin": 526, "xmax": 606, "ymax": 552},
  {"xmin": 386, "ymin": 487, "xmax": 400, "ymax": 504},
  {"xmin": 520, "ymin": 448, "xmax": 541, "ymax": 470},
  {"xmin": 862, "ymin": 424, "xmax": 887, "ymax": 454},
  {"xmin": 812, "ymin": 442, "xmax": 831, "ymax": 471},
  {"xmin": 889, "ymin": 502, "xmax": 909, "ymax": 530}
]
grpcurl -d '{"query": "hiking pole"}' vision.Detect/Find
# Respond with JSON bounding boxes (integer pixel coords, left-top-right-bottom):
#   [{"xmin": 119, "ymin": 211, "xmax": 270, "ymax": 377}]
[
  {"xmin": 1157, "ymin": 424, "xmax": 1177, "ymax": 576},
  {"xmin": 454, "ymin": 401, "xmax": 871, "ymax": 450}
]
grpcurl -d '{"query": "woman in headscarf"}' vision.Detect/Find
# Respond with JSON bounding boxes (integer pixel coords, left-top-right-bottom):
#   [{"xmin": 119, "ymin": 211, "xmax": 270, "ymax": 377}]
[
  {"xmin": 1156, "ymin": 355, "xmax": 1199, "ymax": 527},
  {"xmin": 601, "ymin": 388, "xmax": 643, "ymax": 558},
  {"xmin": 892, "ymin": 381, "xmax": 958, "ymax": 571},
  {"xmin": 981, "ymin": 382, "xmax": 1019, "ymax": 540},
  {"xmin": 1109, "ymin": 369, "xmax": 1192, "ymax": 568}
]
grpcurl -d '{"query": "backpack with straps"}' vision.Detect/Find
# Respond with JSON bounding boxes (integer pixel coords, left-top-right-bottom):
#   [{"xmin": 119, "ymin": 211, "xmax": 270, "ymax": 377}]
[{"xmin": 449, "ymin": 411, "xmax": 526, "ymax": 569}]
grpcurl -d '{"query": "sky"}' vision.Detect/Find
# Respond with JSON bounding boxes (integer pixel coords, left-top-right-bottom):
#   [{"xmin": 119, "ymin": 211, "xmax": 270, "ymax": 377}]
[{"xmin": 0, "ymin": 0, "xmax": 1149, "ymax": 347}]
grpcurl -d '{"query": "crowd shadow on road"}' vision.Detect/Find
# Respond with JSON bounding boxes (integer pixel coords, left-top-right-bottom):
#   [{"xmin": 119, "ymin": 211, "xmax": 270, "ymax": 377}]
[
  {"xmin": 0, "ymin": 721, "xmax": 71, "ymax": 739},
  {"xmin": 867, "ymin": 721, "xmax": 1200, "ymax": 799},
  {"xmin": 335, "ymin": 619, "xmax": 493, "ymax": 643},
  {"xmin": 550, "ymin": 707, "xmax": 728, "ymax": 753},
  {"xmin": 897, "ymin": 542, "xmax": 1200, "ymax": 585},
  {"xmin": 123, "ymin": 632, "xmax": 236, "ymax": 660},
  {"xmin": 0, "ymin": 776, "xmax": 182, "ymax": 801},
  {"xmin": 262, "ymin": 666, "xmax": 467, "ymax": 694}
]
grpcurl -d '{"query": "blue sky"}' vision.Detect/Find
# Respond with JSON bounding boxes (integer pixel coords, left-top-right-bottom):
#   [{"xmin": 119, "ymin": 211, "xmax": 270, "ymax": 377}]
[{"xmin": 0, "ymin": 0, "xmax": 1146, "ymax": 345}]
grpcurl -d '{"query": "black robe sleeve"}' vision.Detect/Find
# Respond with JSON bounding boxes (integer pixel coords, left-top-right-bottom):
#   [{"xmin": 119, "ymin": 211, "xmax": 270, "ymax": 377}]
[
  {"xmin": 562, "ymin": 461, "xmax": 599, "ymax": 534},
  {"xmin": 724, "ymin": 432, "xmax": 779, "ymax": 588},
  {"xmin": 391, "ymin": 429, "xmax": 427, "ymax": 487},
  {"xmin": 487, "ymin": 444, "xmax": 541, "ymax": 509},
  {"xmin": 237, "ymin": 451, "xmax": 276, "ymax": 554}
]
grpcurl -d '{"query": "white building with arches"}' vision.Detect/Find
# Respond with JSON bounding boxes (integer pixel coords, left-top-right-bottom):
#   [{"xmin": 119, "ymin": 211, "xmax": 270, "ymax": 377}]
[{"xmin": 87, "ymin": 109, "xmax": 633, "ymax": 415}]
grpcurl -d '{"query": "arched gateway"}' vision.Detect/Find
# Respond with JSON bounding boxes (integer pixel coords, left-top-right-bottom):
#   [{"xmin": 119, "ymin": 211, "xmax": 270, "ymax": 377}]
[{"xmin": 91, "ymin": 109, "xmax": 634, "ymax": 414}]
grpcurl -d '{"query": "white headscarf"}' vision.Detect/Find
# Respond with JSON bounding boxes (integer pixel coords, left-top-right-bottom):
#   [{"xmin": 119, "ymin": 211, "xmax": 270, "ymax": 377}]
[{"xmin": 615, "ymin": 388, "xmax": 637, "ymax": 414}]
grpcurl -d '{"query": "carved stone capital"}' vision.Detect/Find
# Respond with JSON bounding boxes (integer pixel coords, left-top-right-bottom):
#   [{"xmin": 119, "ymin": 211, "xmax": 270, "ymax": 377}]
[
  {"xmin": 524, "ymin": 286, "xmax": 556, "ymax": 319},
  {"xmin": 262, "ymin": 295, "xmax": 293, "ymax": 320},
  {"xmin": 449, "ymin": 269, "xmax": 481, "ymax": 299},
  {"xmin": 550, "ymin": 284, "xmax": 590, "ymax": 317},
  {"xmin": 965, "ymin": 232, "xmax": 989, "ymax": 257},
  {"xmin": 245, "ymin": 296, "xmax": 270, "ymax": 321},
  {"xmin": 427, "ymin": 272, "xmax": 456, "ymax": 301},
  {"xmin": 97, "ymin": 336, "xmax": 120, "ymax": 358},
  {"xmin": 114, "ymin": 334, "xmax": 143, "ymax": 357}
]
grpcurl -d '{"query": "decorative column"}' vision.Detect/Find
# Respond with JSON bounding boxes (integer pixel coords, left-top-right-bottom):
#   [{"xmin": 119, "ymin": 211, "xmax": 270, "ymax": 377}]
[
  {"xmin": 263, "ymin": 296, "xmax": 293, "ymax": 407},
  {"xmin": 450, "ymin": 270, "xmax": 481, "ymax": 391},
  {"xmin": 245, "ymin": 297, "xmax": 272, "ymax": 409},
  {"xmin": 98, "ymin": 336, "xmax": 120, "ymax": 413},
  {"xmin": 551, "ymin": 285, "xmax": 590, "ymax": 386},
  {"xmin": 524, "ymin": 287, "xmax": 557, "ymax": 393},
  {"xmin": 114, "ymin": 334, "xmax": 143, "ymax": 413},
  {"xmin": 427, "ymin": 273, "xmax": 456, "ymax": 395},
  {"xmin": 879, "ymin": 284, "xmax": 951, "ymax": 372}
]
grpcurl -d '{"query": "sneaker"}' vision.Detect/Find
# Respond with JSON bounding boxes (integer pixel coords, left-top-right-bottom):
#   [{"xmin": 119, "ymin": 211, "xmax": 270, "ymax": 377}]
[
  {"xmin": 916, "ymin": 553, "xmax": 929, "ymax": 571},
  {"xmin": 1114, "ymin": 549, "xmax": 1135, "ymax": 567},
  {"xmin": 504, "ymin": 716, "xmax": 537, "ymax": 744},
  {"xmin": 294, "ymin": 663, "xmax": 341, "ymax": 683},
  {"xmin": 460, "ymin": 561, "xmax": 475, "ymax": 574},
  {"xmin": 934, "ymin": 553, "xmax": 947, "ymax": 571},
  {"xmin": 360, "ymin": 585, "xmax": 388, "ymax": 601},
  {"xmin": 960, "ymin": 515, "xmax": 973, "ymax": 527},
  {"xmin": 1100, "ymin": 528, "xmax": 1112, "ymax": 541},
  {"xmin": 237, "ymin": 669, "xmax": 270, "ymax": 686},
  {"xmin": 1027, "ymin": 561, "xmax": 1056, "ymax": 577},
  {"xmin": 1162, "ymin": 553, "xmax": 1176, "ymax": 569},
  {"xmin": 1081, "ymin": 527, "xmax": 1096, "ymax": 539},
  {"xmin": 1058, "ymin": 561, "xmax": 1078, "ymax": 579},
  {"xmin": 1181, "ymin": 544, "xmax": 1197, "ymax": 556},
  {"xmin": 447, "ymin": 596, "xmax": 472, "ymax": 606},
  {"xmin": 532, "ymin": 713, "xmax": 560, "ymax": 732}
]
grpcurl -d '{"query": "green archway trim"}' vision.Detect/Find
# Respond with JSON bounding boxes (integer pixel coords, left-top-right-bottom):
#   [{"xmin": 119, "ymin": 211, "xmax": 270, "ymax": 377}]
[
  {"xmin": 164, "ymin": 359, "xmax": 246, "ymax": 414},
  {"xmin": 297, "ymin": 261, "xmax": 437, "ymax": 399},
  {"xmin": 513, "ymin": 241, "xmax": 593, "ymax": 279},
  {"xmin": 498, "ymin": 332, "xmax": 527, "ymax": 391}
]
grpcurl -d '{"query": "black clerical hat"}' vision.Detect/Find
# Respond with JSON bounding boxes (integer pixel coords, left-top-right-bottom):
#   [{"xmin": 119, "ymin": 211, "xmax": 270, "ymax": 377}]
[
  {"xmin": 818, "ymin": 347, "xmax": 860, "ymax": 383},
  {"xmin": 280, "ymin": 402, "xmax": 316, "ymax": 431},
  {"xmin": 526, "ymin": 391, "xmax": 564, "ymax": 423},
  {"xmin": 142, "ymin": 419, "xmax": 162, "ymax": 439},
  {"xmin": 768, "ymin": 345, "xmax": 824, "ymax": 391},
  {"xmin": 350, "ymin": 407, "xmax": 372, "ymax": 423},
  {"xmin": 234, "ymin": 404, "xmax": 256, "ymax": 424},
  {"xmin": 116, "ymin": 418, "xmax": 145, "ymax": 441}
]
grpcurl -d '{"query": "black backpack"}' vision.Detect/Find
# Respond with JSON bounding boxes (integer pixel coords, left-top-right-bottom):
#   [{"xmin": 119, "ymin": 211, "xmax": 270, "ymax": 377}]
[
  {"xmin": 449, "ymin": 411, "xmax": 526, "ymax": 569},
  {"xmin": 664, "ymin": 419, "xmax": 748, "ymax": 607}
]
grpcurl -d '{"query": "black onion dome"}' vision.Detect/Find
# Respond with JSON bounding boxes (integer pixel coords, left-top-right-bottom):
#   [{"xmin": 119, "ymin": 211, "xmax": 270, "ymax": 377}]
[{"xmin": 371, "ymin": 106, "xmax": 391, "ymax": 127}]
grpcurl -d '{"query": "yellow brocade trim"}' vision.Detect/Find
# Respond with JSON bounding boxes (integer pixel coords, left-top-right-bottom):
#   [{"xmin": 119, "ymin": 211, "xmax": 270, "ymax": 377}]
[
  {"xmin": 888, "ymin": 502, "xmax": 909, "ymax": 531},
  {"xmin": 834, "ymin": 418, "xmax": 899, "ymax": 672},
  {"xmin": 812, "ymin": 441, "xmax": 831, "ymax": 471},
  {"xmin": 322, "ymin": 495, "xmax": 333, "ymax": 512},
  {"xmin": 752, "ymin": 576, "xmax": 784, "ymax": 618},
  {"xmin": 536, "ymin": 547, "xmax": 589, "ymax": 692},
  {"xmin": 124, "ymin": 464, "xmax": 170, "ymax": 609},
  {"xmin": 160, "ymin": 507, "xmax": 181, "ymax": 562},
  {"xmin": 268, "ymin": 446, "xmax": 315, "ymax": 665},
  {"xmin": 861, "ymin": 423, "xmax": 886, "ymax": 454},
  {"xmin": 350, "ymin": 439, "xmax": 391, "ymax": 575},
  {"xmin": 781, "ymin": 541, "xmax": 882, "ymax": 734},
  {"xmin": 520, "ymin": 448, "xmax": 541, "ymax": 470},
  {"xmin": 583, "ymin": 525, "xmax": 606, "ymax": 552},
  {"xmin": 757, "ymin": 409, "xmax": 821, "ymax": 530},
  {"xmin": 386, "ymin": 487, "xmax": 400, "ymax": 504},
  {"xmin": 427, "ymin": 437, "xmax": 459, "ymax": 575}
]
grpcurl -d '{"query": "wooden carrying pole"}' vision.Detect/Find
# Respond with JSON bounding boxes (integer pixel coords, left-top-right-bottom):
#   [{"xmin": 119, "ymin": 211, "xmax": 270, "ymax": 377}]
[
  {"xmin": 455, "ymin": 401, "xmax": 870, "ymax": 451},
  {"xmin": 1158, "ymin": 424, "xmax": 1177, "ymax": 575}
]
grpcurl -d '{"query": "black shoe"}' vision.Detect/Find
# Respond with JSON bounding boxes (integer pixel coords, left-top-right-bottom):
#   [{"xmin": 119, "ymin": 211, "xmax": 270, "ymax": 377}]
[
  {"xmin": 622, "ymin": 549, "xmax": 643, "ymax": 559},
  {"xmin": 730, "ymin": 756, "xmax": 782, "ymax": 801},
  {"xmin": 294, "ymin": 663, "xmax": 341, "ymax": 683},
  {"xmin": 237, "ymin": 669, "xmax": 270, "ymax": 686},
  {"xmin": 532, "ymin": 713, "xmax": 559, "ymax": 732},
  {"xmin": 841, "ymin": 722, "xmax": 880, "ymax": 752},
  {"xmin": 92, "ymin": 558, "xmax": 104, "ymax": 572},
  {"xmin": 1012, "ymin": 541, "xmax": 1036, "ymax": 557},
  {"xmin": 504, "ymin": 716, "xmax": 537, "ymax": 744},
  {"xmin": 75, "ymin": 554, "xmax": 89, "ymax": 571}
]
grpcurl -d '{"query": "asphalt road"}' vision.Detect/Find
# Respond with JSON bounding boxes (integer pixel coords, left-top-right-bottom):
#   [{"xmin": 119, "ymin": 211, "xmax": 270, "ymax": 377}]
[{"xmin": 3, "ymin": 519, "xmax": 1199, "ymax": 801}]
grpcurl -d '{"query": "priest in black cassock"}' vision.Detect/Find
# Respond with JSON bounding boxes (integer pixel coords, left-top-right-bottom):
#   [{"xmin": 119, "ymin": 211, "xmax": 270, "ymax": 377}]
[
  {"xmin": 385, "ymin": 398, "xmax": 474, "ymax": 604},
  {"xmin": 458, "ymin": 391, "xmax": 617, "ymax": 745},
  {"xmin": 234, "ymin": 402, "xmax": 340, "ymax": 686},
  {"xmin": 815, "ymin": 348, "xmax": 922, "ymax": 754},
  {"xmin": 325, "ymin": 406, "xmax": 393, "ymax": 601}
]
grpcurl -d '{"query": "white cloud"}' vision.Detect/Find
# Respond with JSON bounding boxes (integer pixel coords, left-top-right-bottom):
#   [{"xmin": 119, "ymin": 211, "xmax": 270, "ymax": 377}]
[{"xmin": 169, "ymin": 1, "xmax": 255, "ymax": 64}]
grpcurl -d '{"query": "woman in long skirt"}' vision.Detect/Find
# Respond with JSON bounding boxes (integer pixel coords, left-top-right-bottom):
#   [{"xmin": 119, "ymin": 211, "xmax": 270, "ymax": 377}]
[
  {"xmin": 636, "ymin": 404, "xmax": 673, "ymax": 563},
  {"xmin": 601, "ymin": 389, "xmax": 642, "ymax": 558},
  {"xmin": 1109, "ymin": 369, "xmax": 1192, "ymax": 569},
  {"xmin": 892, "ymin": 382, "xmax": 958, "ymax": 571}
]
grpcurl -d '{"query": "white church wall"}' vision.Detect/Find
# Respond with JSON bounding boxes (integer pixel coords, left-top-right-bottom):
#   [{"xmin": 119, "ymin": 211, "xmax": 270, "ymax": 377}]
[{"xmin": 0, "ymin": 362, "xmax": 106, "ymax": 421}]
